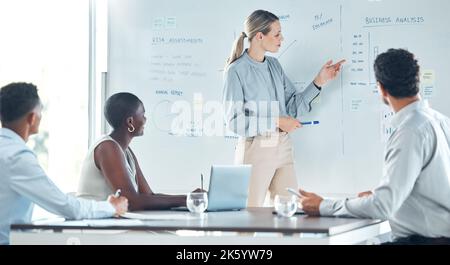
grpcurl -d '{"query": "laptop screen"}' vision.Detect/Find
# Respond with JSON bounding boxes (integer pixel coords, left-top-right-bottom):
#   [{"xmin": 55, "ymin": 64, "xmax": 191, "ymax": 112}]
[{"xmin": 206, "ymin": 165, "xmax": 251, "ymax": 211}]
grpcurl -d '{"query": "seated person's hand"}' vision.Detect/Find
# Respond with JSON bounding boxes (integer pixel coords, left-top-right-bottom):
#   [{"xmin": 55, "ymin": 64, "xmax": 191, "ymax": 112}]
[
  {"xmin": 298, "ymin": 189, "xmax": 323, "ymax": 216},
  {"xmin": 108, "ymin": 195, "xmax": 129, "ymax": 216},
  {"xmin": 358, "ymin": 190, "xmax": 373, "ymax": 198}
]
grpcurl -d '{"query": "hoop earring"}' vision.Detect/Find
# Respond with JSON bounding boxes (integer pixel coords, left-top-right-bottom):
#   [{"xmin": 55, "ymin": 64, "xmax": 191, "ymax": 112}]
[{"xmin": 128, "ymin": 124, "xmax": 135, "ymax": 133}]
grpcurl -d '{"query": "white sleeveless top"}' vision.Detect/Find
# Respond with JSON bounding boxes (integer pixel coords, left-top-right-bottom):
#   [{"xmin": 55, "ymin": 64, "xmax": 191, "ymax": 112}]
[{"xmin": 77, "ymin": 135, "xmax": 138, "ymax": 201}]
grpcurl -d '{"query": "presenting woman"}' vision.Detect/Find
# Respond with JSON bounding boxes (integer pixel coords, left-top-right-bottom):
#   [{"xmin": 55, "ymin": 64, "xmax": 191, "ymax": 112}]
[{"xmin": 223, "ymin": 10, "xmax": 344, "ymax": 207}]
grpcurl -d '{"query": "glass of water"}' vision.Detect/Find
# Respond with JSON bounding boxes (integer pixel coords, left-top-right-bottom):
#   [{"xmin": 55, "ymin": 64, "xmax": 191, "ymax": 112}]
[
  {"xmin": 274, "ymin": 194, "xmax": 298, "ymax": 217},
  {"xmin": 186, "ymin": 192, "xmax": 208, "ymax": 214}
]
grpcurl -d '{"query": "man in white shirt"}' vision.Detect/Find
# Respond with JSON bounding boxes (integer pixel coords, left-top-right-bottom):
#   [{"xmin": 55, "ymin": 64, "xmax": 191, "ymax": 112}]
[
  {"xmin": 299, "ymin": 49, "xmax": 450, "ymax": 244},
  {"xmin": 0, "ymin": 82, "xmax": 129, "ymax": 245}
]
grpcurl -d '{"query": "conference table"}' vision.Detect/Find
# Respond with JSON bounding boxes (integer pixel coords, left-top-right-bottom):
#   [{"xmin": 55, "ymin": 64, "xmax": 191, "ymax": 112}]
[{"xmin": 10, "ymin": 208, "xmax": 390, "ymax": 245}]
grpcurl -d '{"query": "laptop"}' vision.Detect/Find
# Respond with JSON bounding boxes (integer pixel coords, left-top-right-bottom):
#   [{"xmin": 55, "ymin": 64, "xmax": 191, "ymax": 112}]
[{"xmin": 173, "ymin": 165, "xmax": 252, "ymax": 212}]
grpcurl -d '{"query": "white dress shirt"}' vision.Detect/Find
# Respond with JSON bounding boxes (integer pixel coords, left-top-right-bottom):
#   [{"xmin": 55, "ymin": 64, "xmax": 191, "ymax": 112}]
[
  {"xmin": 320, "ymin": 101, "xmax": 450, "ymax": 239},
  {"xmin": 0, "ymin": 128, "xmax": 115, "ymax": 244}
]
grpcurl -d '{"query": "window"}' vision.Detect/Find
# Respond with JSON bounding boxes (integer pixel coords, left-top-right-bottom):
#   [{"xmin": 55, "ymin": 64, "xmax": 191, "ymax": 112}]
[{"xmin": 0, "ymin": 0, "xmax": 90, "ymax": 218}]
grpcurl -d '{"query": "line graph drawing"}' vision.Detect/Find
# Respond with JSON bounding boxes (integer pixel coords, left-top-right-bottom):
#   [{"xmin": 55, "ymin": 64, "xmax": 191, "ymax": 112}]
[
  {"xmin": 151, "ymin": 99, "xmax": 178, "ymax": 133},
  {"xmin": 277, "ymin": 40, "xmax": 297, "ymax": 60}
]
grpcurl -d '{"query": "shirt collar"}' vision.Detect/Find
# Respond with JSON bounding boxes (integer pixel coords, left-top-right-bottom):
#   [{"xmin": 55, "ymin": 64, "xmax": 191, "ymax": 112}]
[
  {"xmin": 0, "ymin": 127, "xmax": 26, "ymax": 145},
  {"xmin": 243, "ymin": 49, "xmax": 268, "ymax": 69},
  {"xmin": 390, "ymin": 100, "xmax": 429, "ymax": 128}
]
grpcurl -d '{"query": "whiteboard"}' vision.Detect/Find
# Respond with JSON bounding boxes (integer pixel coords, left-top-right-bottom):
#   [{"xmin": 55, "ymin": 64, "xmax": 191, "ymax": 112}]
[{"xmin": 107, "ymin": 0, "xmax": 450, "ymax": 194}]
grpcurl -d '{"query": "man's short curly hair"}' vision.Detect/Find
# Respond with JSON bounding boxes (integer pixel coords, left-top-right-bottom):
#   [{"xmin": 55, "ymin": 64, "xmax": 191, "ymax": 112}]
[
  {"xmin": 0, "ymin": 82, "xmax": 40, "ymax": 123},
  {"xmin": 374, "ymin": 48, "xmax": 420, "ymax": 98}
]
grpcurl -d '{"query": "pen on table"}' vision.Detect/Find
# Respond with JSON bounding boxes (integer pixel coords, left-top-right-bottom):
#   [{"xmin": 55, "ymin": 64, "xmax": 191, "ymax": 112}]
[
  {"xmin": 301, "ymin": 120, "xmax": 320, "ymax": 126},
  {"xmin": 114, "ymin": 189, "xmax": 121, "ymax": 198},
  {"xmin": 286, "ymin": 188, "xmax": 303, "ymax": 199},
  {"xmin": 201, "ymin": 174, "xmax": 204, "ymax": 191}
]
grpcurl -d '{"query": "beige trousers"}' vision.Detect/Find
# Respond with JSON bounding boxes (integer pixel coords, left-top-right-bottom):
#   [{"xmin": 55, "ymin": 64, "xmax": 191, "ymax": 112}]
[{"xmin": 235, "ymin": 132, "xmax": 298, "ymax": 207}]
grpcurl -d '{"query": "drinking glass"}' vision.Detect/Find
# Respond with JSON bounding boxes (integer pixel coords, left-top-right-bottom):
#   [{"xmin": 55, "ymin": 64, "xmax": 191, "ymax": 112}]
[
  {"xmin": 186, "ymin": 192, "xmax": 208, "ymax": 214},
  {"xmin": 274, "ymin": 194, "xmax": 298, "ymax": 217}
]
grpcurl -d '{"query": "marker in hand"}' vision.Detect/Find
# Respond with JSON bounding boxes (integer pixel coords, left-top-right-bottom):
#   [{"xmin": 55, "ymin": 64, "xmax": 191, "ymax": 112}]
[
  {"xmin": 286, "ymin": 188, "xmax": 303, "ymax": 199},
  {"xmin": 300, "ymin": 121, "xmax": 320, "ymax": 126}
]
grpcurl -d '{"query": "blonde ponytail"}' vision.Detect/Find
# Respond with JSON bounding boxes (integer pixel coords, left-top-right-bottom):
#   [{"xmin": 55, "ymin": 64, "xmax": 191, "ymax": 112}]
[
  {"xmin": 225, "ymin": 32, "xmax": 247, "ymax": 69},
  {"xmin": 224, "ymin": 10, "xmax": 279, "ymax": 70}
]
